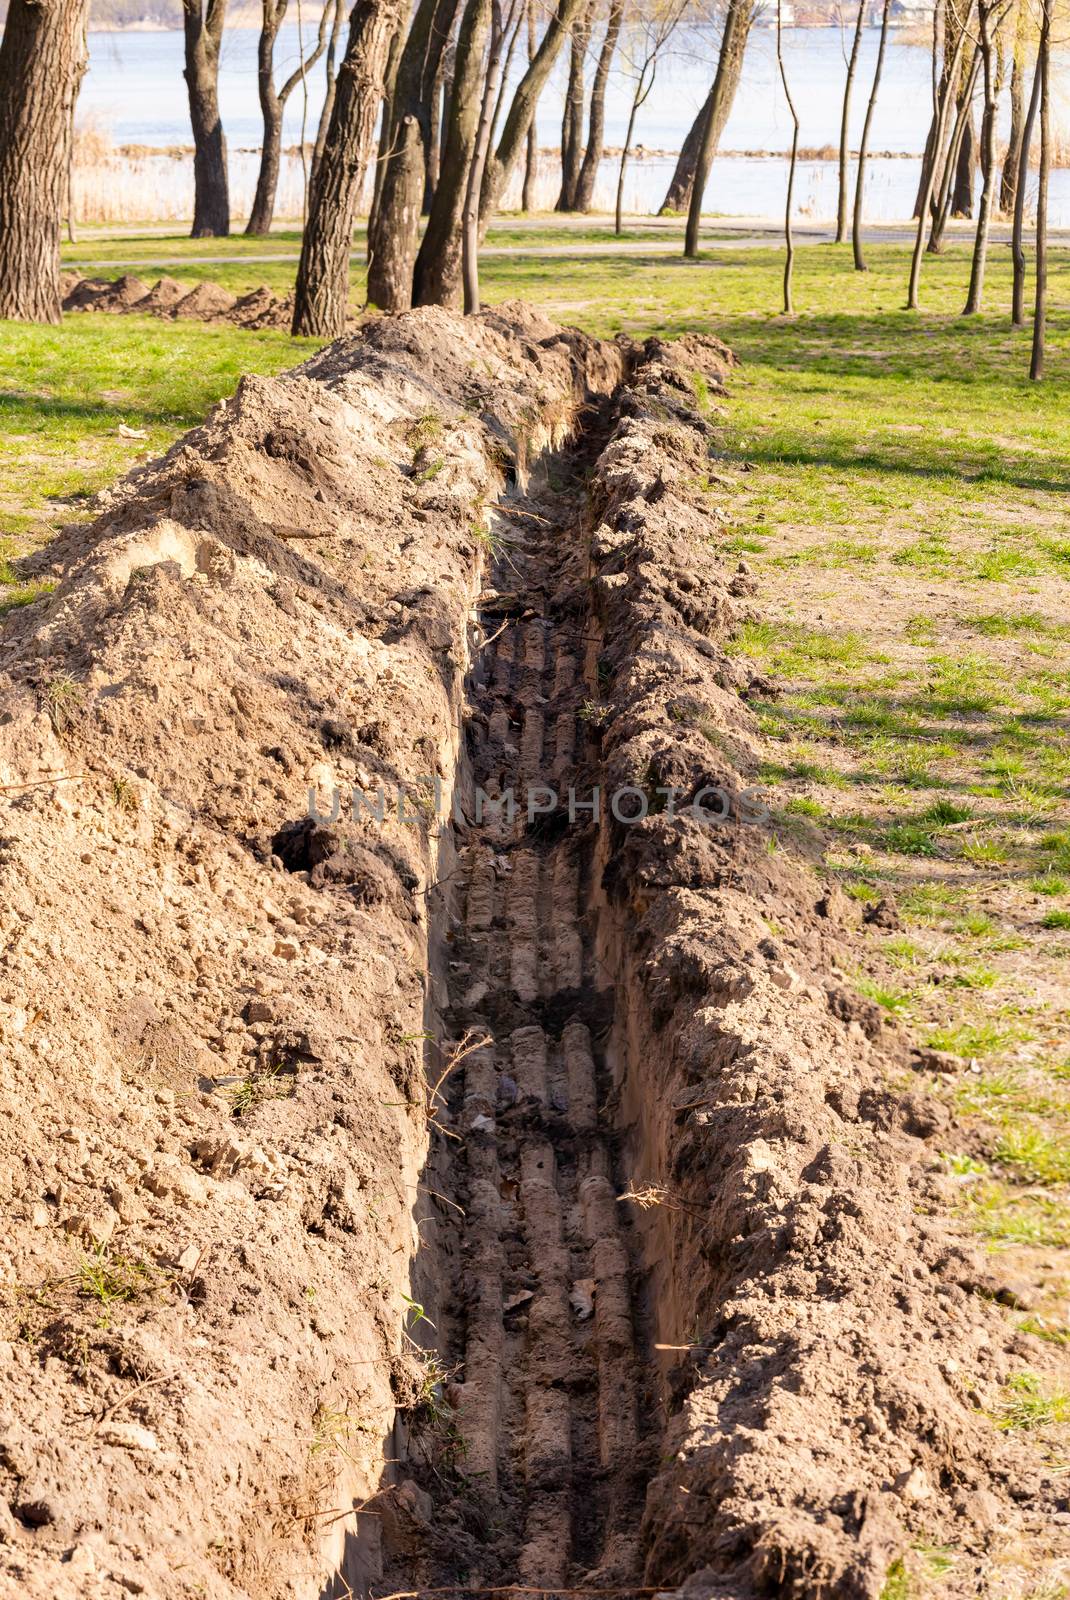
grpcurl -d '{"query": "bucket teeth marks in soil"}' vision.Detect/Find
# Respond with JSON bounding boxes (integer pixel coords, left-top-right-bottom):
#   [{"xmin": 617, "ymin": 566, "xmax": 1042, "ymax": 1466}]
[{"xmin": 416, "ymin": 454, "xmax": 651, "ymax": 1596}]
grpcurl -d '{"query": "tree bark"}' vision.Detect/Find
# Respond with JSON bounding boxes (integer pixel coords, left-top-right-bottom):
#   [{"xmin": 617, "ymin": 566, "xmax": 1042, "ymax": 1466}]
[
  {"xmin": 311, "ymin": 0, "xmax": 346, "ymax": 189},
  {"xmin": 412, "ymin": 0, "xmax": 491, "ymax": 306},
  {"xmin": 365, "ymin": 14, "xmax": 405, "ymax": 248},
  {"xmin": 464, "ymin": 0, "xmax": 511, "ymax": 310},
  {"xmin": 1030, "ymin": 0, "xmax": 1050, "ymax": 379},
  {"xmin": 555, "ymin": 0, "xmax": 593, "ymax": 209},
  {"xmin": 424, "ymin": 55, "xmax": 445, "ymax": 210},
  {"xmin": 522, "ymin": 0, "xmax": 538, "ymax": 208},
  {"xmin": 247, "ymin": 0, "xmax": 331, "ymax": 235},
  {"xmin": 776, "ymin": 0, "xmax": 798, "ymax": 315},
  {"xmin": 852, "ymin": 0, "xmax": 891, "ymax": 271},
  {"xmin": 292, "ymin": 0, "xmax": 404, "ymax": 337},
  {"xmin": 478, "ymin": 0, "xmax": 590, "ymax": 227},
  {"xmin": 574, "ymin": 0, "xmax": 624, "ymax": 212},
  {"xmin": 366, "ymin": 0, "xmax": 460, "ymax": 311},
  {"xmin": 951, "ymin": 102, "xmax": 976, "ymax": 215},
  {"xmin": 1011, "ymin": 43, "xmax": 1041, "ymax": 325},
  {"xmin": 962, "ymin": 0, "xmax": 1001, "ymax": 312},
  {"xmin": 999, "ymin": 0, "xmax": 1026, "ymax": 213},
  {"xmin": 659, "ymin": 91, "xmax": 710, "ymax": 215},
  {"xmin": 683, "ymin": 0, "xmax": 754, "ymax": 258},
  {"xmin": 835, "ymin": 0, "xmax": 866, "ymax": 244},
  {"xmin": 928, "ymin": 41, "xmax": 980, "ymax": 251},
  {"xmin": 907, "ymin": 8, "xmax": 966, "ymax": 307},
  {"xmin": 0, "ymin": 0, "xmax": 88, "ymax": 324},
  {"xmin": 183, "ymin": 0, "xmax": 230, "ymax": 237}
]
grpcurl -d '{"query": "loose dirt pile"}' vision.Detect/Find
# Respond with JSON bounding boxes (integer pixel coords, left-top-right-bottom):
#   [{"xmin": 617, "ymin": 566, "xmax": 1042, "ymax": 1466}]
[
  {"xmin": 0, "ymin": 305, "xmax": 613, "ymax": 1599},
  {"xmin": 0, "ymin": 306, "xmax": 1060, "ymax": 1600},
  {"xmin": 61, "ymin": 275, "xmax": 296, "ymax": 331}
]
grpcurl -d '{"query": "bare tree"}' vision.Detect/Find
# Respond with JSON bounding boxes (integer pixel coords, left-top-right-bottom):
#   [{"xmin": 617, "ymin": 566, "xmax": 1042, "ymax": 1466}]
[
  {"xmin": 464, "ymin": 0, "xmax": 518, "ymax": 309},
  {"xmin": 852, "ymin": 0, "xmax": 891, "ymax": 271},
  {"xmin": 907, "ymin": 0, "xmax": 968, "ymax": 307},
  {"xmin": 183, "ymin": 0, "xmax": 230, "ymax": 237},
  {"xmin": 776, "ymin": 0, "xmax": 799, "ymax": 314},
  {"xmin": 522, "ymin": 0, "xmax": 540, "ymax": 207},
  {"xmin": 660, "ymin": 0, "xmax": 752, "ymax": 217},
  {"xmin": 1011, "ymin": 38, "xmax": 1041, "ymax": 324},
  {"xmin": 311, "ymin": 0, "xmax": 347, "ymax": 188},
  {"xmin": 557, "ymin": 0, "xmax": 595, "ymax": 208},
  {"xmin": 835, "ymin": 0, "xmax": 866, "ymax": 244},
  {"xmin": 683, "ymin": 0, "xmax": 756, "ymax": 256},
  {"xmin": 963, "ymin": 0, "xmax": 1012, "ymax": 311},
  {"xmin": 928, "ymin": 39, "xmax": 981, "ymax": 251},
  {"xmin": 574, "ymin": 0, "xmax": 625, "ymax": 210},
  {"xmin": 413, "ymin": 0, "xmax": 493, "ymax": 304},
  {"xmin": 367, "ymin": 0, "xmax": 460, "ymax": 311},
  {"xmin": 477, "ymin": 0, "xmax": 595, "ymax": 228},
  {"xmin": 1030, "ymin": 0, "xmax": 1051, "ymax": 379},
  {"xmin": 0, "ymin": 0, "xmax": 88, "ymax": 323},
  {"xmin": 247, "ymin": 0, "xmax": 332, "ymax": 235},
  {"xmin": 292, "ymin": 0, "xmax": 404, "ymax": 337},
  {"xmin": 1000, "ymin": 0, "xmax": 1027, "ymax": 211},
  {"xmin": 615, "ymin": 0, "xmax": 687, "ymax": 234}
]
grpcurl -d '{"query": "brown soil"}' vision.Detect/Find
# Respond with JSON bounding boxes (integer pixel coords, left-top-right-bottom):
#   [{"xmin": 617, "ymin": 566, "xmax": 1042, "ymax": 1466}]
[
  {"xmin": 171, "ymin": 281, "xmax": 238, "ymax": 320},
  {"xmin": 0, "ymin": 307, "xmax": 1059, "ymax": 1599},
  {"xmin": 62, "ymin": 274, "xmax": 295, "ymax": 333},
  {"xmin": 137, "ymin": 276, "xmax": 189, "ymax": 313}
]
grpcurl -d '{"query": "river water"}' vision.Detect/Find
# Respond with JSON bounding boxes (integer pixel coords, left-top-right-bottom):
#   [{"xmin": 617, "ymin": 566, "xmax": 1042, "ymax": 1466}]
[{"xmin": 78, "ymin": 22, "xmax": 1070, "ymax": 222}]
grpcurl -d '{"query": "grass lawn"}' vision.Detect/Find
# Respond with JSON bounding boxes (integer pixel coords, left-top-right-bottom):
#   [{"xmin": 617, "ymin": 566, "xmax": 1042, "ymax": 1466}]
[{"xmin": 5, "ymin": 226, "xmax": 1070, "ymax": 1359}]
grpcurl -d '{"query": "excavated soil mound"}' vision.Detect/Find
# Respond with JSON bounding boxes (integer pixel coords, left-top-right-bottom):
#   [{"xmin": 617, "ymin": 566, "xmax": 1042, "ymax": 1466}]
[
  {"xmin": 62, "ymin": 275, "xmax": 295, "ymax": 333},
  {"xmin": 228, "ymin": 285, "xmax": 295, "ymax": 331},
  {"xmin": 171, "ymin": 280, "xmax": 238, "ymax": 321},
  {"xmin": 0, "ymin": 307, "xmax": 1060, "ymax": 1600},
  {"xmin": 137, "ymin": 275, "xmax": 189, "ymax": 313}
]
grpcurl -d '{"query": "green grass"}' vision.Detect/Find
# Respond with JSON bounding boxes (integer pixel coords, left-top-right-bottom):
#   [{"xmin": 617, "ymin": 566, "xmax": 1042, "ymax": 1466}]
[
  {"xmin": 994, "ymin": 1370, "xmax": 1070, "ymax": 1432},
  {"xmin": 0, "ymin": 314, "xmax": 315, "ymax": 580}
]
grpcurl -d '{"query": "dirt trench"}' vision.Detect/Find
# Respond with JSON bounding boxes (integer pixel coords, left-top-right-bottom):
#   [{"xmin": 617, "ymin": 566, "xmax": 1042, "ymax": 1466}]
[
  {"xmin": 0, "ymin": 307, "xmax": 1058, "ymax": 1600},
  {"xmin": 384, "ymin": 410, "xmax": 657, "ymax": 1594}
]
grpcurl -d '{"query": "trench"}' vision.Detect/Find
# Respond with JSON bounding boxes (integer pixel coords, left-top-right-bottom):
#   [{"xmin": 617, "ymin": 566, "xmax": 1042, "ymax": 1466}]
[{"xmin": 385, "ymin": 404, "xmax": 661, "ymax": 1595}]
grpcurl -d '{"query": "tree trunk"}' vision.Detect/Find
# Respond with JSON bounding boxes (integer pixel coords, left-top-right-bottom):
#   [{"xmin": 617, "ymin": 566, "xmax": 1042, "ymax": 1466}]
[
  {"xmin": 522, "ymin": 0, "xmax": 538, "ymax": 208},
  {"xmin": 907, "ymin": 10, "xmax": 967, "ymax": 307},
  {"xmin": 312, "ymin": 0, "xmax": 347, "ymax": 189},
  {"xmin": 292, "ymin": 0, "xmax": 404, "ymax": 337},
  {"xmin": 412, "ymin": 0, "xmax": 491, "ymax": 306},
  {"xmin": 1030, "ymin": 0, "xmax": 1050, "ymax": 379},
  {"xmin": 573, "ymin": 0, "xmax": 623, "ymax": 212},
  {"xmin": 366, "ymin": 15, "xmax": 405, "ymax": 248},
  {"xmin": 962, "ymin": 0, "xmax": 999, "ymax": 312},
  {"xmin": 424, "ymin": 56, "xmax": 445, "ymax": 210},
  {"xmin": 183, "ymin": 0, "xmax": 230, "ymax": 237},
  {"xmin": 928, "ymin": 42, "xmax": 980, "ymax": 251},
  {"xmin": 615, "ymin": 81, "xmax": 644, "ymax": 234},
  {"xmin": 951, "ymin": 102, "xmax": 975, "ymax": 215},
  {"xmin": 659, "ymin": 91, "xmax": 710, "ymax": 215},
  {"xmin": 247, "ymin": 0, "xmax": 331, "ymax": 235},
  {"xmin": 464, "ymin": 0, "xmax": 510, "ymax": 311},
  {"xmin": 852, "ymin": 0, "xmax": 891, "ymax": 271},
  {"xmin": 683, "ymin": 0, "xmax": 754, "ymax": 258},
  {"xmin": 367, "ymin": 0, "xmax": 460, "ymax": 311},
  {"xmin": 555, "ymin": 0, "xmax": 592, "ymax": 210},
  {"xmin": 836, "ymin": 0, "xmax": 866, "ymax": 243},
  {"xmin": 0, "ymin": 0, "xmax": 88, "ymax": 324},
  {"xmin": 1000, "ymin": 0, "xmax": 1026, "ymax": 214},
  {"xmin": 1011, "ymin": 43, "xmax": 1041, "ymax": 325},
  {"xmin": 776, "ymin": 0, "xmax": 798, "ymax": 314},
  {"xmin": 478, "ymin": 0, "xmax": 590, "ymax": 227}
]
